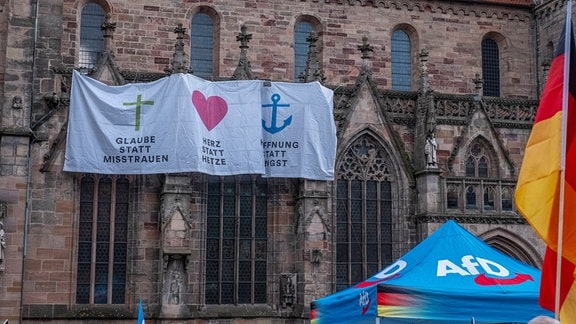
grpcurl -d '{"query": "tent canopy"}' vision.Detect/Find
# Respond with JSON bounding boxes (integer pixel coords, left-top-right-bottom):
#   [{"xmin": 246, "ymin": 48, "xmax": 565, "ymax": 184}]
[{"xmin": 311, "ymin": 220, "xmax": 553, "ymax": 323}]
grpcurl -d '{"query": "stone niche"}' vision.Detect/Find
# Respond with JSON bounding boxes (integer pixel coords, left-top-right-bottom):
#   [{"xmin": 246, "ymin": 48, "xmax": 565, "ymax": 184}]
[
  {"xmin": 280, "ymin": 273, "xmax": 297, "ymax": 309},
  {"xmin": 160, "ymin": 253, "xmax": 191, "ymax": 318}
]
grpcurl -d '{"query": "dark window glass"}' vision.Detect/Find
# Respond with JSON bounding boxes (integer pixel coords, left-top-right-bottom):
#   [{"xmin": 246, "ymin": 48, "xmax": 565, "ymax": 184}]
[
  {"xmin": 482, "ymin": 38, "xmax": 500, "ymax": 97},
  {"xmin": 391, "ymin": 30, "xmax": 411, "ymax": 90},
  {"xmin": 484, "ymin": 187, "xmax": 495, "ymax": 210},
  {"xmin": 191, "ymin": 13, "xmax": 214, "ymax": 79},
  {"xmin": 336, "ymin": 139, "xmax": 393, "ymax": 291},
  {"xmin": 447, "ymin": 186, "xmax": 459, "ymax": 209},
  {"xmin": 466, "ymin": 143, "xmax": 491, "ymax": 178},
  {"xmin": 76, "ymin": 175, "xmax": 128, "ymax": 304},
  {"xmin": 502, "ymin": 188, "xmax": 513, "ymax": 211},
  {"xmin": 79, "ymin": 3, "xmax": 106, "ymax": 69},
  {"xmin": 466, "ymin": 185, "xmax": 477, "ymax": 209},
  {"xmin": 294, "ymin": 21, "xmax": 314, "ymax": 80},
  {"xmin": 465, "ymin": 156, "xmax": 476, "ymax": 177},
  {"xmin": 205, "ymin": 175, "xmax": 268, "ymax": 304},
  {"xmin": 336, "ymin": 180, "xmax": 393, "ymax": 290}
]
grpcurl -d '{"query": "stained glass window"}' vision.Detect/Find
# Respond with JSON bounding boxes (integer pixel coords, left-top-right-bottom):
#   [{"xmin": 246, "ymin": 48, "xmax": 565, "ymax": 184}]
[
  {"xmin": 191, "ymin": 13, "xmax": 214, "ymax": 79},
  {"xmin": 294, "ymin": 21, "xmax": 314, "ymax": 80},
  {"xmin": 79, "ymin": 3, "xmax": 106, "ymax": 69},
  {"xmin": 391, "ymin": 30, "xmax": 411, "ymax": 90},
  {"xmin": 205, "ymin": 175, "xmax": 268, "ymax": 304},
  {"xmin": 76, "ymin": 175, "xmax": 128, "ymax": 304},
  {"xmin": 482, "ymin": 38, "xmax": 500, "ymax": 97},
  {"xmin": 336, "ymin": 136, "xmax": 393, "ymax": 291}
]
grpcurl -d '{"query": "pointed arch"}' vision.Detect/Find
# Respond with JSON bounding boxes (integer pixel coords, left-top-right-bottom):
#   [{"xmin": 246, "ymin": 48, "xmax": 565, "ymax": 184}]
[
  {"xmin": 190, "ymin": 6, "xmax": 221, "ymax": 80},
  {"xmin": 391, "ymin": 24, "xmax": 418, "ymax": 91},
  {"xmin": 335, "ymin": 130, "xmax": 407, "ymax": 290},
  {"xmin": 294, "ymin": 15, "xmax": 322, "ymax": 81},
  {"xmin": 78, "ymin": 1, "xmax": 108, "ymax": 69},
  {"xmin": 482, "ymin": 32, "xmax": 505, "ymax": 97},
  {"xmin": 479, "ymin": 227, "xmax": 543, "ymax": 268},
  {"xmin": 463, "ymin": 135, "xmax": 499, "ymax": 178}
]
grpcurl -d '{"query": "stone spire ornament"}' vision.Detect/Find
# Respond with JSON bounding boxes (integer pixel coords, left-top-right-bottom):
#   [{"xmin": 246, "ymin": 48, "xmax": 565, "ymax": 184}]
[
  {"xmin": 101, "ymin": 14, "xmax": 116, "ymax": 52},
  {"xmin": 165, "ymin": 24, "xmax": 191, "ymax": 75},
  {"xmin": 357, "ymin": 36, "xmax": 374, "ymax": 60},
  {"xmin": 300, "ymin": 31, "xmax": 326, "ymax": 83},
  {"xmin": 232, "ymin": 25, "xmax": 254, "ymax": 80}
]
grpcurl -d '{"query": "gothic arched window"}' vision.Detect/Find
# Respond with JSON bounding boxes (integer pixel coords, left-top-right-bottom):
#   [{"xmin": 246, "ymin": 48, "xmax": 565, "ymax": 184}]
[
  {"xmin": 465, "ymin": 143, "xmax": 491, "ymax": 178},
  {"xmin": 294, "ymin": 20, "xmax": 314, "ymax": 81},
  {"xmin": 501, "ymin": 187, "xmax": 513, "ymax": 211},
  {"xmin": 391, "ymin": 29, "xmax": 412, "ymax": 90},
  {"xmin": 79, "ymin": 3, "xmax": 106, "ymax": 69},
  {"xmin": 76, "ymin": 175, "xmax": 128, "ymax": 304},
  {"xmin": 191, "ymin": 12, "xmax": 215, "ymax": 79},
  {"xmin": 205, "ymin": 175, "xmax": 268, "ymax": 304},
  {"xmin": 466, "ymin": 185, "xmax": 477, "ymax": 209},
  {"xmin": 484, "ymin": 186, "xmax": 495, "ymax": 210},
  {"xmin": 336, "ymin": 136, "xmax": 393, "ymax": 290},
  {"xmin": 482, "ymin": 38, "xmax": 500, "ymax": 97},
  {"xmin": 447, "ymin": 184, "xmax": 460, "ymax": 209}
]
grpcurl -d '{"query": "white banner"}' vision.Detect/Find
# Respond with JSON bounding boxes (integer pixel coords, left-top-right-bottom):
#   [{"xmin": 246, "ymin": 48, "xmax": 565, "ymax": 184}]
[{"xmin": 64, "ymin": 71, "xmax": 336, "ymax": 180}]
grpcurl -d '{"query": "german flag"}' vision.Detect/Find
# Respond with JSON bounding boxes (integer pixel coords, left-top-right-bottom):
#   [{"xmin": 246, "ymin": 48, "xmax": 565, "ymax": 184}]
[{"xmin": 515, "ymin": 2, "xmax": 576, "ymax": 321}]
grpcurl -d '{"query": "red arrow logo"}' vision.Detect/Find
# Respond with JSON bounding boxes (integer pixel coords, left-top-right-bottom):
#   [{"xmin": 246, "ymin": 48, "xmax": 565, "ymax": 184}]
[
  {"xmin": 474, "ymin": 273, "xmax": 533, "ymax": 286},
  {"xmin": 354, "ymin": 273, "xmax": 400, "ymax": 288},
  {"xmin": 362, "ymin": 298, "xmax": 371, "ymax": 315}
]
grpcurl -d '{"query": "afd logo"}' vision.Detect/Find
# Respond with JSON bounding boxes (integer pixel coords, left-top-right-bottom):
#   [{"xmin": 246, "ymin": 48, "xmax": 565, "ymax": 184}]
[
  {"xmin": 358, "ymin": 291, "xmax": 371, "ymax": 315},
  {"xmin": 437, "ymin": 255, "xmax": 533, "ymax": 285}
]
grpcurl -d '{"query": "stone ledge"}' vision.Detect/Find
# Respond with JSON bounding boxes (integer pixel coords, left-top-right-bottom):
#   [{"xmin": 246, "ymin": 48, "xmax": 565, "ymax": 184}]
[
  {"xmin": 21, "ymin": 304, "xmax": 305, "ymax": 320},
  {"xmin": 22, "ymin": 304, "xmax": 133, "ymax": 320}
]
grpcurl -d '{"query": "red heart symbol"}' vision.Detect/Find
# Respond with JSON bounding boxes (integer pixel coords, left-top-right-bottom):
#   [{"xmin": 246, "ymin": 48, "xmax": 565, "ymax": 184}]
[{"xmin": 192, "ymin": 90, "xmax": 228, "ymax": 131}]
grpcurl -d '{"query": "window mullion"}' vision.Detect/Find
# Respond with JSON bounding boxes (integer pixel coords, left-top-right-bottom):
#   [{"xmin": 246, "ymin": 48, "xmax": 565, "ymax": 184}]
[
  {"xmin": 251, "ymin": 179, "xmax": 256, "ymax": 304},
  {"xmin": 90, "ymin": 177, "xmax": 98, "ymax": 304},
  {"xmin": 107, "ymin": 178, "xmax": 117, "ymax": 304},
  {"xmin": 218, "ymin": 180, "xmax": 224, "ymax": 304},
  {"xmin": 362, "ymin": 180, "xmax": 367, "ymax": 279},
  {"xmin": 347, "ymin": 180, "xmax": 352, "ymax": 284},
  {"xmin": 377, "ymin": 182, "xmax": 381, "ymax": 267},
  {"xmin": 234, "ymin": 178, "xmax": 240, "ymax": 305}
]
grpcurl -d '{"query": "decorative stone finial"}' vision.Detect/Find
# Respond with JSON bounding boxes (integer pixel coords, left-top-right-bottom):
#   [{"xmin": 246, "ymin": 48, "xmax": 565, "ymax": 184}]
[
  {"xmin": 301, "ymin": 31, "xmax": 326, "ymax": 83},
  {"xmin": 166, "ymin": 24, "xmax": 191, "ymax": 74},
  {"xmin": 357, "ymin": 36, "xmax": 374, "ymax": 60},
  {"xmin": 232, "ymin": 24, "xmax": 254, "ymax": 80},
  {"xmin": 101, "ymin": 14, "xmax": 116, "ymax": 51},
  {"xmin": 473, "ymin": 73, "xmax": 483, "ymax": 93}
]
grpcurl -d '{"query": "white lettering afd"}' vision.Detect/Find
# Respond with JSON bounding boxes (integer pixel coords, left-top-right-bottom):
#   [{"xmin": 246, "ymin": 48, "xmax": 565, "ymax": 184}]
[
  {"xmin": 436, "ymin": 255, "xmax": 510, "ymax": 277},
  {"xmin": 374, "ymin": 260, "xmax": 407, "ymax": 279}
]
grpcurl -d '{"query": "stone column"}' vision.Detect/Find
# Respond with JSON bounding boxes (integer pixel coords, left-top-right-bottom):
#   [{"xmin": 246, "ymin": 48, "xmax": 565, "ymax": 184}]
[
  {"xmin": 294, "ymin": 179, "xmax": 333, "ymax": 317},
  {"xmin": 159, "ymin": 174, "xmax": 193, "ymax": 318}
]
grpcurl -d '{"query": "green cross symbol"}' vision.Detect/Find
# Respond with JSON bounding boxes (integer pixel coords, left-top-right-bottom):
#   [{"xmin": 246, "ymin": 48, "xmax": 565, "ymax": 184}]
[{"xmin": 123, "ymin": 94, "xmax": 154, "ymax": 131}]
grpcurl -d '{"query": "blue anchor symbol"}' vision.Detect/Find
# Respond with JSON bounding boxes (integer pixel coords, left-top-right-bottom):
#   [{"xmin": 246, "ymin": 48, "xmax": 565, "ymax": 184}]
[{"xmin": 262, "ymin": 93, "xmax": 292, "ymax": 134}]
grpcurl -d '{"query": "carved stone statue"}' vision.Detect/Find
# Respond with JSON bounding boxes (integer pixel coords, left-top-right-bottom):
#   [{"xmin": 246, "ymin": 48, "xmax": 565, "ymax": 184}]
[
  {"xmin": 169, "ymin": 272, "xmax": 181, "ymax": 304},
  {"xmin": 424, "ymin": 132, "xmax": 438, "ymax": 167},
  {"xmin": 12, "ymin": 96, "xmax": 22, "ymax": 109},
  {"xmin": 164, "ymin": 257, "xmax": 184, "ymax": 305},
  {"xmin": 281, "ymin": 273, "xmax": 296, "ymax": 308}
]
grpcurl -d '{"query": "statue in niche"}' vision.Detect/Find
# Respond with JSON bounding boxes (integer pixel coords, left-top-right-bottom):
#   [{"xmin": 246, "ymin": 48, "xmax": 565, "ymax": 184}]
[
  {"xmin": 0, "ymin": 221, "xmax": 6, "ymax": 271},
  {"xmin": 281, "ymin": 273, "xmax": 296, "ymax": 308},
  {"xmin": 165, "ymin": 256, "xmax": 184, "ymax": 305},
  {"xmin": 169, "ymin": 272, "xmax": 181, "ymax": 304},
  {"xmin": 424, "ymin": 132, "xmax": 438, "ymax": 167},
  {"xmin": 12, "ymin": 96, "xmax": 22, "ymax": 109}
]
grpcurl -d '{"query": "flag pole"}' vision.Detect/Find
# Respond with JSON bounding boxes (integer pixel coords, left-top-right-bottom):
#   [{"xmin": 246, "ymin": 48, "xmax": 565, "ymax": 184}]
[{"xmin": 555, "ymin": 0, "xmax": 572, "ymax": 318}]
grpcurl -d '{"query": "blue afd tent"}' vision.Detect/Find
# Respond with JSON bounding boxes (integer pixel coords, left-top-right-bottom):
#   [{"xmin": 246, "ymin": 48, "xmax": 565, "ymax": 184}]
[{"xmin": 311, "ymin": 220, "xmax": 553, "ymax": 324}]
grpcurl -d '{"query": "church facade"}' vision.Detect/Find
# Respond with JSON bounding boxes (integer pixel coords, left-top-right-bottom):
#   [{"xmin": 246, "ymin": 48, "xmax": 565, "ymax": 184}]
[{"xmin": 0, "ymin": 0, "xmax": 569, "ymax": 322}]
